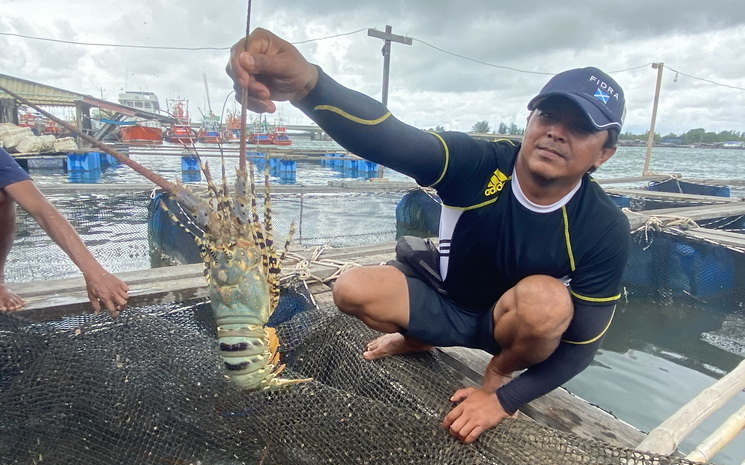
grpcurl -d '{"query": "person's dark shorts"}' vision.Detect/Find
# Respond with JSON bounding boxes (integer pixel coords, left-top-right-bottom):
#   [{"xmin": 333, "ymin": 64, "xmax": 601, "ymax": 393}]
[{"xmin": 401, "ymin": 274, "xmax": 502, "ymax": 354}]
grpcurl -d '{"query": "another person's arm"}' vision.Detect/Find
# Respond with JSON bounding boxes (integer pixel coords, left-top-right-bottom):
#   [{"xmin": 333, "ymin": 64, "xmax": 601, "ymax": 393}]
[{"xmin": 4, "ymin": 180, "xmax": 129, "ymax": 317}]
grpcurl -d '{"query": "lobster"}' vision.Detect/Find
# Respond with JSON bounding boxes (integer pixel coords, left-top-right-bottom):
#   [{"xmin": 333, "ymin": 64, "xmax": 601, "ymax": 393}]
[{"xmin": 0, "ymin": 89, "xmax": 310, "ymax": 391}]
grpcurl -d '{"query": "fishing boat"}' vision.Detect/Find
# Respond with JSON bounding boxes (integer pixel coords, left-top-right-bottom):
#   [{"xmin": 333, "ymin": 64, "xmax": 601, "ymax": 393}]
[
  {"xmin": 271, "ymin": 121, "xmax": 292, "ymax": 146},
  {"xmin": 222, "ymin": 111, "xmax": 242, "ymax": 142},
  {"xmin": 119, "ymin": 123, "xmax": 164, "ymax": 144},
  {"xmin": 118, "ymin": 91, "xmax": 164, "ymax": 144},
  {"xmin": 165, "ymin": 98, "xmax": 197, "ymax": 144},
  {"xmin": 197, "ymin": 112, "xmax": 222, "ymax": 143},
  {"xmin": 248, "ymin": 117, "xmax": 272, "ymax": 145}
]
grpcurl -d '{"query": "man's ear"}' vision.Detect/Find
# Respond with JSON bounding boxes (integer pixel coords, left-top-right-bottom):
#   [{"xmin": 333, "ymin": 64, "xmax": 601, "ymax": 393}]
[{"xmin": 594, "ymin": 146, "xmax": 617, "ymax": 170}]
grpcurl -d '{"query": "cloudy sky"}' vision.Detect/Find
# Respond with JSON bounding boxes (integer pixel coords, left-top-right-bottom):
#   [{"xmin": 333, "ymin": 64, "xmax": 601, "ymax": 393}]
[{"xmin": 2, "ymin": 0, "xmax": 744, "ymax": 135}]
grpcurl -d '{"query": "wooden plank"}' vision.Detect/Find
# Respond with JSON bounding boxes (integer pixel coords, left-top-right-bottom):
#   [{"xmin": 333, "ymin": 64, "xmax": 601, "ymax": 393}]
[
  {"xmin": 637, "ymin": 359, "xmax": 745, "ymax": 455},
  {"xmin": 625, "ymin": 203, "xmax": 745, "ymax": 229},
  {"xmin": 606, "ymin": 188, "xmax": 740, "ymax": 204},
  {"xmin": 682, "ymin": 227, "xmax": 745, "ymax": 250}
]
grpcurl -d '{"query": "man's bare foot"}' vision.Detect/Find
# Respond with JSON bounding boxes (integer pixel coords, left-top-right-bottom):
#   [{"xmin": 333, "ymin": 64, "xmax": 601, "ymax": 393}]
[
  {"xmin": 0, "ymin": 283, "xmax": 26, "ymax": 311},
  {"xmin": 363, "ymin": 333, "xmax": 434, "ymax": 360}
]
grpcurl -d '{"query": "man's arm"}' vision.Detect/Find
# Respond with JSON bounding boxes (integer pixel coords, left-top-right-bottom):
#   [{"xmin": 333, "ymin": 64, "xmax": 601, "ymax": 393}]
[
  {"xmin": 496, "ymin": 302, "xmax": 615, "ymax": 414},
  {"xmin": 227, "ymin": 28, "xmax": 446, "ymax": 186},
  {"xmin": 4, "ymin": 180, "xmax": 129, "ymax": 317}
]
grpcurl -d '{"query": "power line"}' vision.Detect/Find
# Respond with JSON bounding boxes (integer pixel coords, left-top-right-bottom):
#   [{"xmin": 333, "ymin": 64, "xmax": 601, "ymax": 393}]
[
  {"xmin": 665, "ymin": 65, "xmax": 745, "ymax": 91},
  {"xmin": 0, "ymin": 31, "xmax": 228, "ymax": 51},
  {"xmin": 3, "ymin": 30, "xmax": 743, "ymax": 91},
  {"xmin": 414, "ymin": 38, "xmax": 554, "ymax": 76}
]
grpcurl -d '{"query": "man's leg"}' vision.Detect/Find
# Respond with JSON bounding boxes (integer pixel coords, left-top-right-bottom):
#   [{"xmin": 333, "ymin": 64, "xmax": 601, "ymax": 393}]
[
  {"xmin": 0, "ymin": 191, "xmax": 24, "ymax": 311},
  {"xmin": 483, "ymin": 275, "xmax": 573, "ymax": 391},
  {"xmin": 332, "ymin": 264, "xmax": 432, "ymax": 360}
]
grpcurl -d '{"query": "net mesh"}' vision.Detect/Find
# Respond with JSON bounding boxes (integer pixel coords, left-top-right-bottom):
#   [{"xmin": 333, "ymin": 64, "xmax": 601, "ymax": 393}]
[
  {"xmin": 5, "ymin": 185, "xmax": 743, "ymax": 464},
  {"xmin": 0, "ymin": 282, "xmax": 705, "ymax": 465}
]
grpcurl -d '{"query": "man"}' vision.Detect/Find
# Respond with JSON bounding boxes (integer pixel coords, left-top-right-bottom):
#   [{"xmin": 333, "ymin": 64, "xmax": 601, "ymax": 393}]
[
  {"xmin": 227, "ymin": 28, "xmax": 629, "ymax": 444},
  {"xmin": 0, "ymin": 147, "xmax": 129, "ymax": 317}
]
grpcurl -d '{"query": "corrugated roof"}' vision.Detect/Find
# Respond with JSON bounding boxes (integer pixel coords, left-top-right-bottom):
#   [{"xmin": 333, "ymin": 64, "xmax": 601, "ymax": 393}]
[
  {"xmin": 0, "ymin": 74, "xmax": 85, "ymax": 106},
  {"xmin": 0, "ymin": 74, "xmax": 177, "ymax": 124}
]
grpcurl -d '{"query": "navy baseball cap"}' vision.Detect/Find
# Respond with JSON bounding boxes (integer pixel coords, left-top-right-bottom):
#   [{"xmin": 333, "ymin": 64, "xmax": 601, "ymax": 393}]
[{"xmin": 527, "ymin": 67, "xmax": 625, "ymax": 131}]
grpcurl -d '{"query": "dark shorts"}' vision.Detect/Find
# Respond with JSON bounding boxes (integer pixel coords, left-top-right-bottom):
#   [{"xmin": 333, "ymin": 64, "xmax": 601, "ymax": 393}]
[{"xmin": 401, "ymin": 274, "xmax": 502, "ymax": 354}]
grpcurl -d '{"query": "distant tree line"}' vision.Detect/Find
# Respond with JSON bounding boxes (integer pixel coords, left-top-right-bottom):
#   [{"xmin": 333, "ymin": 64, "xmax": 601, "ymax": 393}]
[
  {"xmin": 423, "ymin": 121, "xmax": 527, "ymax": 135},
  {"xmin": 426, "ymin": 123, "xmax": 744, "ymax": 144},
  {"xmin": 620, "ymin": 128, "xmax": 745, "ymax": 144}
]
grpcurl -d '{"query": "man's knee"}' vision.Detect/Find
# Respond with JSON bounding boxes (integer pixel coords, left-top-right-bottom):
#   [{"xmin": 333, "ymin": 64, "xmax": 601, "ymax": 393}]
[
  {"xmin": 332, "ymin": 266, "xmax": 370, "ymax": 315},
  {"xmin": 513, "ymin": 275, "xmax": 573, "ymax": 337},
  {"xmin": 332, "ymin": 265, "xmax": 409, "ymax": 320}
]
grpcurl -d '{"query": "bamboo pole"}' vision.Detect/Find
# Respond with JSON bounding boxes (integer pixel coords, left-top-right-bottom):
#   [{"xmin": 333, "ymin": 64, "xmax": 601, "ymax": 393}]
[
  {"xmin": 685, "ymin": 403, "xmax": 745, "ymax": 463},
  {"xmin": 637, "ymin": 359, "xmax": 745, "ymax": 456},
  {"xmin": 642, "ymin": 62, "xmax": 664, "ymax": 176}
]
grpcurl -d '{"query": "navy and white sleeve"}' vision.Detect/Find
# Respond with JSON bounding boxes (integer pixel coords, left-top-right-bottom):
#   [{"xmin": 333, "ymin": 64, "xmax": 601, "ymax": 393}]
[
  {"xmin": 293, "ymin": 66, "xmax": 445, "ymax": 186},
  {"xmin": 496, "ymin": 302, "xmax": 616, "ymax": 414}
]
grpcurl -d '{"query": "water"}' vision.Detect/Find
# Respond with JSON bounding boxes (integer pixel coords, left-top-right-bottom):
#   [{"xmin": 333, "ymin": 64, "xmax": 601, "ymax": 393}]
[{"xmin": 10, "ymin": 141, "xmax": 745, "ymax": 464}]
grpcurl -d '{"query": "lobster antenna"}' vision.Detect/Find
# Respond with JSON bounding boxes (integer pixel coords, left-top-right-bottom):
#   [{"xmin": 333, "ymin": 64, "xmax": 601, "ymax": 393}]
[
  {"xmin": 238, "ymin": 0, "xmax": 253, "ymax": 172},
  {"xmin": 0, "ymin": 84, "xmax": 175, "ymax": 192}
]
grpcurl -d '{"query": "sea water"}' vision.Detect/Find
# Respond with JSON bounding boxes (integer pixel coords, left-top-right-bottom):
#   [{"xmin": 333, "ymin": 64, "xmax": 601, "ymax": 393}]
[{"xmin": 13, "ymin": 141, "xmax": 745, "ymax": 464}]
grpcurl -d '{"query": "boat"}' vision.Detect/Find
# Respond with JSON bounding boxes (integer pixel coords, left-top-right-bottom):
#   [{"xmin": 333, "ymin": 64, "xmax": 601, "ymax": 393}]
[
  {"xmin": 118, "ymin": 91, "xmax": 164, "ymax": 144},
  {"xmin": 271, "ymin": 120, "xmax": 292, "ymax": 146},
  {"xmin": 222, "ymin": 111, "xmax": 243, "ymax": 142},
  {"xmin": 248, "ymin": 116, "xmax": 272, "ymax": 145},
  {"xmin": 164, "ymin": 98, "xmax": 197, "ymax": 144},
  {"xmin": 197, "ymin": 112, "xmax": 222, "ymax": 143},
  {"xmin": 119, "ymin": 124, "xmax": 164, "ymax": 144}
]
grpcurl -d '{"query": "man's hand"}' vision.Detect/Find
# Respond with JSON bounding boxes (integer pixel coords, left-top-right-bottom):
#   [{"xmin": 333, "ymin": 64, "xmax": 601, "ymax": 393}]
[
  {"xmin": 441, "ymin": 387, "xmax": 511, "ymax": 444},
  {"xmin": 226, "ymin": 27, "xmax": 319, "ymax": 113},
  {"xmin": 84, "ymin": 271, "xmax": 129, "ymax": 318}
]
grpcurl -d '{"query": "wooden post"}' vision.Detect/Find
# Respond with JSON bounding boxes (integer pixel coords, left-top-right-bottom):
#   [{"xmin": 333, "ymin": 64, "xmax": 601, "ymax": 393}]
[
  {"xmin": 367, "ymin": 26, "xmax": 412, "ymax": 179},
  {"xmin": 686, "ymin": 403, "xmax": 745, "ymax": 463},
  {"xmin": 637, "ymin": 358, "xmax": 745, "ymax": 456},
  {"xmin": 642, "ymin": 62, "xmax": 664, "ymax": 176},
  {"xmin": 367, "ymin": 26, "xmax": 412, "ymax": 107}
]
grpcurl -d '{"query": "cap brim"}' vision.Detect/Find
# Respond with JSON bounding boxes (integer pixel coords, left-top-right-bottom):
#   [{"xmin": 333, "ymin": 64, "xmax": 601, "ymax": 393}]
[{"xmin": 528, "ymin": 92, "xmax": 621, "ymax": 131}]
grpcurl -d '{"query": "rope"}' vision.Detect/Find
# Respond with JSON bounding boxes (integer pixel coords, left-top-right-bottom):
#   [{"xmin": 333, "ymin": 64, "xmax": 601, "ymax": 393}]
[{"xmin": 285, "ymin": 246, "xmax": 361, "ymax": 284}]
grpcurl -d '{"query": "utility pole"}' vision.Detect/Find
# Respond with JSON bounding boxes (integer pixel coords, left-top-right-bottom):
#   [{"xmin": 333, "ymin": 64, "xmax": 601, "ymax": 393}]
[
  {"xmin": 643, "ymin": 62, "xmax": 664, "ymax": 176},
  {"xmin": 367, "ymin": 26, "xmax": 412, "ymax": 107}
]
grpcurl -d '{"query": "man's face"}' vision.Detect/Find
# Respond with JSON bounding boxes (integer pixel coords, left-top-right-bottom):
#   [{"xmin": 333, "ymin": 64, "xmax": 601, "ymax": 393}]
[{"xmin": 519, "ymin": 97, "xmax": 616, "ymax": 184}]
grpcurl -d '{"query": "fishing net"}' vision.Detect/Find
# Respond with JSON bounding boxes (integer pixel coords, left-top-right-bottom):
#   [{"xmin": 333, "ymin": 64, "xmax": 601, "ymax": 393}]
[
  {"xmin": 0, "ymin": 280, "xmax": 706, "ymax": 465},
  {"xmin": 4, "ymin": 184, "xmax": 743, "ymax": 464}
]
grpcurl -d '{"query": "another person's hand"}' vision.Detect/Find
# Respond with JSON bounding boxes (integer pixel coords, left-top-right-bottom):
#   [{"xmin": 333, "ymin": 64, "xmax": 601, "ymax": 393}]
[
  {"xmin": 84, "ymin": 271, "xmax": 129, "ymax": 318},
  {"xmin": 441, "ymin": 386, "xmax": 511, "ymax": 444},
  {"xmin": 0, "ymin": 282, "xmax": 26, "ymax": 311},
  {"xmin": 226, "ymin": 27, "xmax": 319, "ymax": 113}
]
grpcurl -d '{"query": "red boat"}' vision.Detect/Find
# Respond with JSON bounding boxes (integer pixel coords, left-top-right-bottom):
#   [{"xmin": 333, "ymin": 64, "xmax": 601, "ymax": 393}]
[
  {"xmin": 118, "ymin": 91, "xmax": 164, "ymax": 144},
  {"xmin": 271, "ymin": 123, "xmax": 292, "ymax": 146},
  {"xmin": 222, "ymin": 111, "xmax": 243, "ymax": 142},
  {"xmin": 165, "ymin": 98, "xmax": 197, "ymax": 144},
  {"xmin": 119, "ymin": 124, "xmax": 163, "ymax": 144},
  {"xmin": 248, "ymin": 117, "xmax": 272, "ymax": 145}
]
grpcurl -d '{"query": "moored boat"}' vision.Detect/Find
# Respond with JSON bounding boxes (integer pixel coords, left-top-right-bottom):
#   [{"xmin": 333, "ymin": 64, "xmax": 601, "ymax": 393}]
[
  {"xmin": 197, "ymin": 112, "xmax": 222, "ymax": 143},
  {"xmin": 119, "ymin": 124, "xmax": 164, "ymax": 144},
  {"xmin": 222, "ymin": 111, "xmax": 243, "ymax": 142},
  {"xmin": 248, "ymin": 117, "xmax": 272, "ymax": 145},
  {"xmin": 271, "ymin": 121, "xmax": 292, "ymax": 146},
  {"xmin": 165, "ymin": 98, "xmax": 197, "ymax": 144},
  {"xmin": 118, "ymin": 91, "xmax": 164, "ymax": 144}
]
